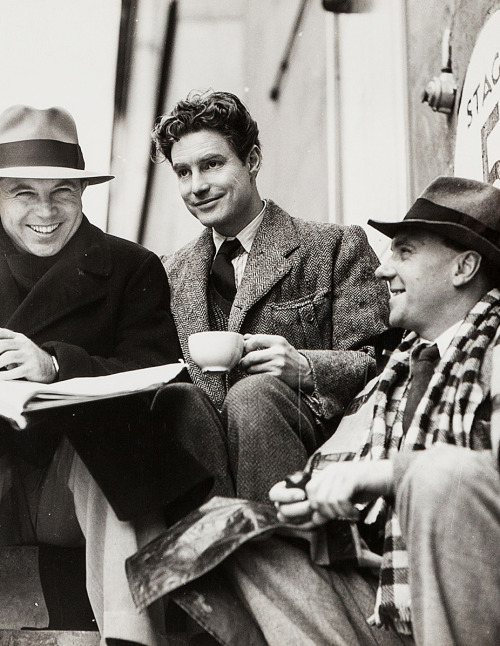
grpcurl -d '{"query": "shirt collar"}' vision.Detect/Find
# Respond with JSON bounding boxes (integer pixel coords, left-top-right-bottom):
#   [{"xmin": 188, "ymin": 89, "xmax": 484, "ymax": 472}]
[
  {"xmin": 212, "ymin": 200, "xmax": 267, "ymax": 254},
  {"xmin": 419, "ymin": 319, "xmax": 463, "ymax": 359}
]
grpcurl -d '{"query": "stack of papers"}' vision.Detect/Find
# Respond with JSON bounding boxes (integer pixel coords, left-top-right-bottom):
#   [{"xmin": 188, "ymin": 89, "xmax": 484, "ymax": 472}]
[{"xmin": 0, "ymin": 362, "xmax": 187, "ymax": 430}]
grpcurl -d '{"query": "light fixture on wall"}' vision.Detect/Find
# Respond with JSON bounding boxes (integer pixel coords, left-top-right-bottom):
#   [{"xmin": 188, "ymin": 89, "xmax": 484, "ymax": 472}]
[{"xmin": 421, "ymin": 28, "xmax": 457, "ymax": 114}]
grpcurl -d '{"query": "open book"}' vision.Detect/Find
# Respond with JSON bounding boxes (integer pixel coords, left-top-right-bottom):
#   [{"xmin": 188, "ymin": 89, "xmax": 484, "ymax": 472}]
[{"xmin": 0, "ymin": 361, "xmax": 187, "ymax": 430}]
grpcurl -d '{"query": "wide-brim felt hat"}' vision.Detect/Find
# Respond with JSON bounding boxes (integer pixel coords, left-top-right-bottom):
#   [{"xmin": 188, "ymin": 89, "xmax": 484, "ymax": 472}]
[
  {"xmin": 368, "ymin": 176, "xmax": 500, "ymax": 266},
  {"xmin": 0, "ymin": 105, "xmax": 113, "ymax": 185}
]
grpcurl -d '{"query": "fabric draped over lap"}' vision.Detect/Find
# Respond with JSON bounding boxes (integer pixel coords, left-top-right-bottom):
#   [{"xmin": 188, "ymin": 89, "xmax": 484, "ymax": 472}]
[{"xmin": 313, "ymin": 288, "xmax": 500, "ymax": 635}]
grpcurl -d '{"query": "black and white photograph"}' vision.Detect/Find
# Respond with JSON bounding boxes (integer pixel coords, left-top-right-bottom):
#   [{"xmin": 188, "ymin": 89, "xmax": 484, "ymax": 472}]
[{"xmin": 0, "ymin": 2, "xmax": 500, "ymax": 645}]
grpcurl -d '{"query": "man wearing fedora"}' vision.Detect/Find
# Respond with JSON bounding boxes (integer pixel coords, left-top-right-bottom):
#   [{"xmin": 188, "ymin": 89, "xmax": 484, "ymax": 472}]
[
  {"xmin": 162, "ymin": 176, "xmax": 500, "ymax": 646},
  {"xmin": 152, "ymin": 90, "xmax": 390, "ymax": 503},
  {"xmin": 0, "ymin": 105, "xmax": 213, "ymax": 646}
]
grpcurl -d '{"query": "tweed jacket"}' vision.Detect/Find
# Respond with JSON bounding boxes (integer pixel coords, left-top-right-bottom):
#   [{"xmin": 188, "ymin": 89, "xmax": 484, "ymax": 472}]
[{"xmin": 164, "ymin": 200, "xmax": 389, "ymax": 432}]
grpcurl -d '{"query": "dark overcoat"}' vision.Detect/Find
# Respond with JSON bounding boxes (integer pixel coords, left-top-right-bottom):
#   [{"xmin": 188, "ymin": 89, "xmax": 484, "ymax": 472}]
[
  {"xmin": 0, "ymin": 217, "xmax": 211, "ymax": 520},
  {"xmin": 164, "ymin": 200, "xmax": 390, "ymax": 434}
]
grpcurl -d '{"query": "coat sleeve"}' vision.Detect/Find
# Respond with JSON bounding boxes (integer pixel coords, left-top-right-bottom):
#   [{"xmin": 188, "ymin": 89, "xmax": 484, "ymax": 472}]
[
  {"xmin": 300, "ymin": 226, "xmax": 389, "ymax": 433},
  {"xmin": 42, "ymin": 253, "xmax": 183, "ymax": 380}
]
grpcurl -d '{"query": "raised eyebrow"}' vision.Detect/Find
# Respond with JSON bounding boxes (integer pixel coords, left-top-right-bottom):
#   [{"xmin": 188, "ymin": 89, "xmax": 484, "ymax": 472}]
[{"xmin": 172, "ymin": 154, "xmax": 225, "ymax": 172}]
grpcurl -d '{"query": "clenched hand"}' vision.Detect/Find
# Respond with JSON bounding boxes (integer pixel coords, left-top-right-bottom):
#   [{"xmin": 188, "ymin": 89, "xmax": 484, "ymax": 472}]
[
  {"xmin": 270, "ymin": 460, "xmax": 395, "ymax": 527},
  {"xmin": 0, "ymin": 328, "xmax": 57, "ymax": 383}
]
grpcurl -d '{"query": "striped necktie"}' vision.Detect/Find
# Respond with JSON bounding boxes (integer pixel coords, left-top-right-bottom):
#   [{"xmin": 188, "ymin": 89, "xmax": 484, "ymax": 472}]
[{"xmin": 402, "ymin": 343, "xmax": 440, "ymax": 433}]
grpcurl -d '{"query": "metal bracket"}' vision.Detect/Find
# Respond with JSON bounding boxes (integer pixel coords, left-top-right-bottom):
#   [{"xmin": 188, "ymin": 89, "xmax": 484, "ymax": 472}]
[{"xmin": 421, "ymin": 28, "xmax": 457, "ymax": 114}]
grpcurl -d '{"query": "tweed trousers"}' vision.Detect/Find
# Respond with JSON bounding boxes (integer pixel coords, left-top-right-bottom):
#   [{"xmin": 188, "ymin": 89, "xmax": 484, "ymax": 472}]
[
  {"xmin": 147, "ymin": 382, "xmax": 235, "ymax": 503},
  {"xmin": 159, "ymin": 378, "xmax": 319, "ymax": 505},
  {"xmin": 222, "ymin": 374, "xmax": 320, "ymax": 502}
]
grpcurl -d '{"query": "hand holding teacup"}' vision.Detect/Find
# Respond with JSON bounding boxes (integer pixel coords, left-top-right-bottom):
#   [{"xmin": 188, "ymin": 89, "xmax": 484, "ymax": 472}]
[
  {"xmin": 239, "ymin": 333, "xmax": 314, "ymax": 392},
  {"xmin": 188, "ymin": 331, "xmax": 315, "ymax": 392},
  {"xmin": 188, "ymin": 331, "xmax": 245, "ymax": 373}
]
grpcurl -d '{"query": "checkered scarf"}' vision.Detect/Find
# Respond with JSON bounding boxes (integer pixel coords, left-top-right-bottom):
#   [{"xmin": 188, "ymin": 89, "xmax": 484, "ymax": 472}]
[
  {"xmin": 360, "ymin": 288, "xmax": 500, "ymax": 634},
  {"xmin": 491, "ymin": 318, "xmax": 500, "ymax": 478}
]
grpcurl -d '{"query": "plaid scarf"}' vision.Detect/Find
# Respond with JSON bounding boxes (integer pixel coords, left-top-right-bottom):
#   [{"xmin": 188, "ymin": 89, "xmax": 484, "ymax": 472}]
[
  {"xmin": 357, "ymin": 288, "xmax": 500, "ymax": 634},
  {"xmin": 491, "ymin": 322, "xmax": 500, "ymax": 476}
]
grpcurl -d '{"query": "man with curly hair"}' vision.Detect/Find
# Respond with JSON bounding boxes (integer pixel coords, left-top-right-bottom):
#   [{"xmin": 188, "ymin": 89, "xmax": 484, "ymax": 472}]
[{"xmin": 151, "ymin": 90, "xmax": 391, "ymax": 502}]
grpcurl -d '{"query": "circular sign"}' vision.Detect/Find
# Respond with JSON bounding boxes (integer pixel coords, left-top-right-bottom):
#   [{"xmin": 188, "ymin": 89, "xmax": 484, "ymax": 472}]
[{"xmin": 455, "ymin": 10, "xmax": 500, "ymax": 187}]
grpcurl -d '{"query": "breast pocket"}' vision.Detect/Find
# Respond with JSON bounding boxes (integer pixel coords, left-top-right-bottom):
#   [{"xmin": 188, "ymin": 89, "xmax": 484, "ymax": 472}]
[{"xmin": 268, "ymin": 290, "xmax": 330, "ymax": 349}]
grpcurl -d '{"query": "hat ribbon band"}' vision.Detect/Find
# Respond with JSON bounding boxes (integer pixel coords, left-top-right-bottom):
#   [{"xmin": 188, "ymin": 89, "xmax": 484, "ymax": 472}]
[
  {"xmin": 0, "ymin": 139, "xmax": 85, "ymax": 170},
  {"xmin": 406, "ymin": 198, "xmax": 500, "ymax": 247}
]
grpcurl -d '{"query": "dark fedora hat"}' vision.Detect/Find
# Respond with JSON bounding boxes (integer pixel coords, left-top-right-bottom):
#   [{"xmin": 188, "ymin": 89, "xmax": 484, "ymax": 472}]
[
  {"xmin": 368, "ymin": 176, "xmax": 500, "ymax": 266},
  {"xmin": 0, "ymin": 105, "xmax": 113, "ymax": 185}
]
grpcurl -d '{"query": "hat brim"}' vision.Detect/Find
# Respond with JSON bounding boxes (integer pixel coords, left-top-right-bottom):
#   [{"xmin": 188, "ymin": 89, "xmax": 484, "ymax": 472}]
[
  {"xmin": 368, "ymin": 217, "xmax": 500, "ymax": 266},
  {"xmin": 0, "ymin": 166, "xmax": 113, "ymax": 185}
]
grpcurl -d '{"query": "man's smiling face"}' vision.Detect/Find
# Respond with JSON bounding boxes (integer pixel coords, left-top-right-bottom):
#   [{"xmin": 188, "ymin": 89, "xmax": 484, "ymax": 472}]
[
  {"xmin": 375, "ymin": 229, "xmax": 462, "ymax": 339},
  {"xmin": 171, "ymin": 129, "xmax": 262, "ymax": 237},
  {"xmin": 0, "ymin": 177, "xmax": 84, "ymax": 256}
]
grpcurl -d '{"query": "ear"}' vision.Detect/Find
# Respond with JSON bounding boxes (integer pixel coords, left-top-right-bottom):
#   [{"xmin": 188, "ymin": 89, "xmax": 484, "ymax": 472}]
[
  {"xmin": 80, "ymin": 180, "xmax": 89, "ymax": 195},
  {"xmin": 246, "ymin": 145, "xmax": 262, "ymax": 179},
  {"xmin": 452, "ymin": 250, "xmax": 483, "ymax": 286}
]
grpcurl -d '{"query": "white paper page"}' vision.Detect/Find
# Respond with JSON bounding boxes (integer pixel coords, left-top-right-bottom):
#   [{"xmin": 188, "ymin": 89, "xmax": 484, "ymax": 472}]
[{"xmin": 0, "ymin": 361, "xmax": 187, "ymax": 430}]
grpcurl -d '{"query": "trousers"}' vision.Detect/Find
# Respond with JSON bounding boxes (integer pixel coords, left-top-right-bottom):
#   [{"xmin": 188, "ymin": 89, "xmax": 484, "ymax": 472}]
[
  {"xmin": 161, "ymin": 377, "xmax": 321, "ymax": 505},
  {"xmin": 396, "ymin": 445, "xmax": 500, "ymax": 646},
  {"xmin": 222, "ymin": 373, "xmax": 321, "ymax": 502},
  {"xmin": 0, "ymin": 438, "xmax": 162, "ymax": 646}
]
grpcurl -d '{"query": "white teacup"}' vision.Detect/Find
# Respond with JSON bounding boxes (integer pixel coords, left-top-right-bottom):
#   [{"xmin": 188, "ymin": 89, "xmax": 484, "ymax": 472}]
[{"xmin": 188, "ymin": 331, "xmax": 245, "ymax": 373}]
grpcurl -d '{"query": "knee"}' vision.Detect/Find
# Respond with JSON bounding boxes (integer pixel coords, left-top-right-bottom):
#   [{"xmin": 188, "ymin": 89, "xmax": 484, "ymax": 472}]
[
  {"xmin": 224, "ymin": 374, "xmax": 283, "ymax": 413},
  {"xmin": 227, "ymin": 373, "xmax": 282, "ymax": 401},
  {"xmin": 154, "ymin": 381, "xmax": 205, "ymax": 405},
  {"xmin": 396, "ymin": 446, "xmax": 481, "ymax": 523},
  {"xmin": 152, "ymin": 382, "xmax": 215, "ymax": 418},
  {"xmin": 223, "ymin": 373, "xmax": 299, "ymax": 429}
]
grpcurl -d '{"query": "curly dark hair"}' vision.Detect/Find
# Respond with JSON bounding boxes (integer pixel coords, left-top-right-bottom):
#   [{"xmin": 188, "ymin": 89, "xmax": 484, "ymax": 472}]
[{"xmin": 151, "ymin": 90, "xmax": 261, "ymax": 164}]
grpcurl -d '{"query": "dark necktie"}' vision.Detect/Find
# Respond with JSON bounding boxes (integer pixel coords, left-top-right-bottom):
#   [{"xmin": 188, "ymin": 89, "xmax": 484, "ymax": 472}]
[
  {"xmin": 402, "ymin": 343, "xmax": 440, "ymax": 433},
  {"xmin": 211, "ymin": 238, "xmax": 242, "ymax": 301}
]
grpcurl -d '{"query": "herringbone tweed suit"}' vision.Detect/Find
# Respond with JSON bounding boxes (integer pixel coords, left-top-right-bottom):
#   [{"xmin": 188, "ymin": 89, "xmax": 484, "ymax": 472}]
[{"xmin": 163, "ymin": 201, "xmax": 389, "ymax": 499}]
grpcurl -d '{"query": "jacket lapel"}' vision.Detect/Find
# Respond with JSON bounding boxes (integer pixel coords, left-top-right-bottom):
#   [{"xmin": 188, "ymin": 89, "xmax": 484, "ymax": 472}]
[
  {"xmin": 0, "ymin": 254, "xmax": 23, "ymax": 326},
  {"xmin": 229, "ymin": 202, "xmax": 300, "ymax": 330},
  {"xmin": 169, "ymin": 231, "xmax": 229, "ymax": 405},
  {"xmin": 7, "ymin": 225, "xmax": 112, "ymax": 338},
  {"xmin": 170, "ymin": 230, "xmax": 214, "ymax": 339}
]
